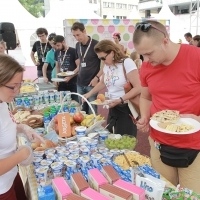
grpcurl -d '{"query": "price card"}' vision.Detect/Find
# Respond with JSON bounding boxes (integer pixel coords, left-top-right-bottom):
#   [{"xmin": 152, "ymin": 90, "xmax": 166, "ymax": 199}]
[{"xmin": 57, "ymin": 112, "xmax": 71, "ymax": 138}]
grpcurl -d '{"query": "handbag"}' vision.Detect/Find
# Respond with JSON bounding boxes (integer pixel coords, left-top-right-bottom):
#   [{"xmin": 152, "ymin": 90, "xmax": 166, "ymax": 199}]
[
  {"xmin": 159, "ymin": 144, "xmax": 199, "ymax": 168},
  {"xmin": 122, "ymin": 59, "xmax": 140, "ymax": 117}
]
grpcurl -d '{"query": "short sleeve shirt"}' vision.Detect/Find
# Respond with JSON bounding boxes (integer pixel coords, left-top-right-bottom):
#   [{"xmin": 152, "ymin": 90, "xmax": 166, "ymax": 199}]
[
  {"xmin": 55, "ymin": 47, "xmax": 78, "ymax": 84},
  {"xmin": 140, "ymin": 44, "xmax": 200, "ymax": 149},
  {"xmin": 75, "ymin": 37, "xmax": 101, "ymax": 86},
  {"xmin": 103, "ymin": 58, "xmax": 137, "ymax": 99},
  {"xmin": 45, "ymin": 49, "xmax": 56, "ymax": 78},
  {"xmin": 32, "ymin": 41, "xmax": 52, "ymax": 71}
]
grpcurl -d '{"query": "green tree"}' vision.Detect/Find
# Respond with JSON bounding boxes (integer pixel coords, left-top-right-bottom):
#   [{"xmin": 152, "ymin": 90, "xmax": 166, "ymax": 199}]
[{"xmin": 18, "ymin": 0, "xmax": 44, "ymax": 18}]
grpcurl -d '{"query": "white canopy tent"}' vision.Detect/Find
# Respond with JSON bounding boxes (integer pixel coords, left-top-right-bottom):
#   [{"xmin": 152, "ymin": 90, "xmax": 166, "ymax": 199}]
[
  {"xmin": 156, "ymin": 0, "xmax": 187, "ymax": 43},
  {"xmin": 0, "ymin": 0, "xmax": 101, "ymax": 66},
  {"xmin": 44, "ymin": 0, "xmax": 101, "ymax": 35}
]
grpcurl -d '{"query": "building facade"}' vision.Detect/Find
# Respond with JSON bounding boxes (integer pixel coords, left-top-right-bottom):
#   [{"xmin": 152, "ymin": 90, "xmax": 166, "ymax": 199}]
[
  {"xmin": 89, "ymin": 0, "xmax": 139, "ymax": 19},
  {"xmin": 139, "ymin": 0, "xmax": 198, "ymax": 18}
]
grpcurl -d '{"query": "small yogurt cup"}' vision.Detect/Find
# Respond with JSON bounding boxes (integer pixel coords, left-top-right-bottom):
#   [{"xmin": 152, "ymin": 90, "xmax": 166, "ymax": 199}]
[
  {"xmin": 46, "ymin": 153, "xmax": 56, "ymax": 162},
  {"xmin": 55, "ymin": 146, "xmax": 66, "ymax": 152},
  {"xmin": 91, "ymin": 153, "xmax": 103, "ymax": 166},
  {"xmin": 58, "ymin": 156, "xmax": 68, "ymax": 163},
  {"xmin": 90, "ymin": 139, "xmax": 99, "ymax": 149},
  {"xmin": 102, "ymin": 152, "xmax": 113, "ymax": 159},
  {"xmin": 69, "ymin": 147, "xmax": 80, "ymax": 155},
  {"xmin": 75, "ymin": 126, "xmax": 86, "ymax": 138},
  {"xmin": 50, "ymin": 162, "xmax": 63, "ymax": 178},
  {"xmin": 64, "ymin": 160, "xmax": 76, "ymax": 172},
  {"xmin": 98, "ymin": 146, "xmax": 109, "ymax": 153},
  {"xmin": 33, "ymin": 157, "xmax": 42, "ymax": 167},
  {"xmin": 79, "ymin": 155, "xmax": 91, "ymax": 168},
  {"xmin": 45, "ymin": 149, "xmax": 56, "ymax": 155},
  {"xmin": 99, "ymin": 131, "xmax": 109, "ymax": 143},
  {"xmin": 68, "ymin": 154, "xmax": 79, "ymax": 162},
  {"xmin": 40, "ymin": 160, "xmax": 52, "ymax": 167},
  {"xmin": 66, "ymin": 141, "xmax": 78, "ymax": 148},
  {"xmin": 33, "ymin": 151, "xmax": 44, "ymax": 158},
  {"xmin": 80, "ymin": 146, "xmax": 90, "ymax": 156},
  {"xmin": 77, "ymin": 136, "xmax": 91, "ymax": 143},
  {"xmin": 98, "ymin": 158, "xmax": 109, "ymax": 166},
  {"xmin": 35, "ymin": 166, "xmax": 49, "ymax": 186}
]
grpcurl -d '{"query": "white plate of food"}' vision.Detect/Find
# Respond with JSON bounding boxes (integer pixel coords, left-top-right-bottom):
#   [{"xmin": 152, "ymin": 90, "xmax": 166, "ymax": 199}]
[
  {"xmin": 51, "ymin": 78, "xmax": 65, "ymax": 82},
  {"xmin": 57, "ymin": 71, "xmax": 75, "ymax": 77},
  {"xmin": 150, "ymin": 118, "xmax": 200, "ymax": 134}
]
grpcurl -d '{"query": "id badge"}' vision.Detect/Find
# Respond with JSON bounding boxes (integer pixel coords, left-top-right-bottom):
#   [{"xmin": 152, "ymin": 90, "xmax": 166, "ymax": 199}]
[
  {"xmin": 81, "ymin": 62, "xmax": 86, "ymax": 67},
  {"xmin": 42, "ymin": 57, "xmax": 46, "ymax": 62}
]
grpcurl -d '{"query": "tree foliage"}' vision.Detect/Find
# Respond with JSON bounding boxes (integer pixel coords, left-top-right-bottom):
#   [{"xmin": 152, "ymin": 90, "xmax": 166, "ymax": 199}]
[{"xmin": 18, "ymin": 0, "xmax": 44, "ymax": 18}]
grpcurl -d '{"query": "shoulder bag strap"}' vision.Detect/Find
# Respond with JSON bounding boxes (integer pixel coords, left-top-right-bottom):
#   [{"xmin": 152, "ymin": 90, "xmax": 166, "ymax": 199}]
[{"xmin": 122, "ymin": 59, "xmax": 128, "ymax": 82}]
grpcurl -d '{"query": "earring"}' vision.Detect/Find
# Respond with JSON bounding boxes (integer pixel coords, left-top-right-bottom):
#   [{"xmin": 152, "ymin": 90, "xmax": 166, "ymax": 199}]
[{"xmin": 112, "ymin": 57, "xmax": 114, "ymax": 61}]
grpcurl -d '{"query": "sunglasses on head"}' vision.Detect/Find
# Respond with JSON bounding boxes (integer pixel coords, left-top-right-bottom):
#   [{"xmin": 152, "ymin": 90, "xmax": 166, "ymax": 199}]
[
  {"xmin": 99, "ymin": 53, "xmax": 109, "ymax": 61},
  {"xmin": 135, "ymin": 22, "xmax": 166, "ymax": 37}
]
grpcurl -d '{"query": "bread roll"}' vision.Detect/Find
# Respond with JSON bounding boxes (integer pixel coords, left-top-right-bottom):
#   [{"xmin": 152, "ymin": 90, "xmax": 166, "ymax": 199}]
[
  {"xmin": 35, "ymin": 147, "xmax": 45, "ymax": 151},
  {"xmin": 31, "ymin": 141, "xmax": 41, "ymax": 150}
]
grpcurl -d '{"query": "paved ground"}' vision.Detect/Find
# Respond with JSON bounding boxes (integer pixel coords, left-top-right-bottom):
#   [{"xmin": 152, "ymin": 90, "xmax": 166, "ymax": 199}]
[{"xmin": 24, "ymin": 66, "xmax": 150, "ymax": 156}]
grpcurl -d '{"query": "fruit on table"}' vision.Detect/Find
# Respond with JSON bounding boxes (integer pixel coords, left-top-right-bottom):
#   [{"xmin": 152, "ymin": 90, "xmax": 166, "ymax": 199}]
[
  {"xmin": 73, "ymin": 112, "xmax": 84, "ymax": 123},
  {"xmin": 105, "ymin": 135, "xmax": 137, "ymax": 150},
  {"xmin": 97, "ymin": 93, "xmax": 105, "ymax": 102},
  {"xmin": 70, "ymin": 116, "xmax": 74, "ymax": 124}
]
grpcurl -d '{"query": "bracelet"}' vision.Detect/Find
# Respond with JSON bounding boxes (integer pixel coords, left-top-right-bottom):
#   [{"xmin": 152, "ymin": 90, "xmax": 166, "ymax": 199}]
[
  {"xmin": 120, "ymin": 97, "xmax": 124, "ymax": 104},
  {"xmin": 95, "ymin": 75, "xmax": 100, "ymax": 82}
]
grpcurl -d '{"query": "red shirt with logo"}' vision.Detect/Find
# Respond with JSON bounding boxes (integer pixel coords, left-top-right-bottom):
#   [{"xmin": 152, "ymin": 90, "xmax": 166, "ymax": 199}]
[{"xmin": 140, "ymin": 44, "xmax": 200, "ymax": 149}]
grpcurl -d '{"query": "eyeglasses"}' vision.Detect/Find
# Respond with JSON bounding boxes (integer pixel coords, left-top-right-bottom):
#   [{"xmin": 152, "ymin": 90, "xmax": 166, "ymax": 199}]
[
  {"xmin": 135, "ymin": 22, "xmax": 166, "ymax": 37},
  {"xmin": 99, "ymin": 53, "xmax": 109, "ymax": 61},
  {"xmin": 1, "ymin": 82, "xmax": 22, "ymax": 93}
]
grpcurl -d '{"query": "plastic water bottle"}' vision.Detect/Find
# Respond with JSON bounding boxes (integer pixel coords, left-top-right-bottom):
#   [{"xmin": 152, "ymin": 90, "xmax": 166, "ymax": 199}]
[
  {"xmin": 37, "ymin": 185, "xmax": 56, "ymax": 200},
  {"xmin": 43, "ymin": 112, "xmax": 51, "ymax": 130},
  {"xmin": 70, "ymin": 105, "xmax": 76, "ymax": 114},
  {"xmin": 63, "ymin": 104, "xmax": 69, "ymax": 112},
  {"xmin": 24, "ymin": 97, "xmax": 31, "ymax": 109}
]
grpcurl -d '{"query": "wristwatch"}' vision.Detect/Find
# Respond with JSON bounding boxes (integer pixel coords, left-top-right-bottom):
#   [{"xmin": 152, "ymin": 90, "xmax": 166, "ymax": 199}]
[{"xmin": 120, "ymin": 97, "xmax": 124, "ymax": 104}]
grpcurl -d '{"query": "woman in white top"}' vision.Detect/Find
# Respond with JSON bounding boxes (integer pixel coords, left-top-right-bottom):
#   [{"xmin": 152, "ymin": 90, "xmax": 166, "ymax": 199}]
[
  {"xmin": 0, "ymin": 54, "xmax": 44, "ymax": 200},
  {"xmin": 84, "ymin": 40, "xmax": 141, "ymax": 136}
]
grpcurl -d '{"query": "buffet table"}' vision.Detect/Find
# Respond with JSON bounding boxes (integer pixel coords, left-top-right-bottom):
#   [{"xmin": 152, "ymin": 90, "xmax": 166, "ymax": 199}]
[{"xmin": 18, "ymin": 137, "xmax": 176, "ymax": 200}]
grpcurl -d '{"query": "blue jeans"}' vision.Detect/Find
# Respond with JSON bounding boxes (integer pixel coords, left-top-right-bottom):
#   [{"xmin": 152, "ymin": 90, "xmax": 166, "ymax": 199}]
[{"xmin": 77, "ymin": 85, "xmax": 98, "ymax": 114}]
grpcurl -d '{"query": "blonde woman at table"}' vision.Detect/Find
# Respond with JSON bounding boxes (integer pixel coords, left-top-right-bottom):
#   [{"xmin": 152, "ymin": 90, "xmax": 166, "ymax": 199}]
[
  {"xmin": 0, "ymin": 40, "xmax": 7, "ymax": 54},
  {"xmin": 84, "ymin": 40, "xmax": 141, "ymax": 137},
  {"xmin": 0, "ymin": 54, "xmax": 44, "ymax": 200}
]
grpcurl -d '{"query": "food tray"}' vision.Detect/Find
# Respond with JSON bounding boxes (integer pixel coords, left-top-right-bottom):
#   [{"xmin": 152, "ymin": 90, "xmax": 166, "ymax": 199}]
[
  {"xmin": 17, "ymin": 82, "xmax": 39, "ymax": 97},
  {"xmin": 35, "ymin": 82, "xmax": 56, "ymax": 91}
]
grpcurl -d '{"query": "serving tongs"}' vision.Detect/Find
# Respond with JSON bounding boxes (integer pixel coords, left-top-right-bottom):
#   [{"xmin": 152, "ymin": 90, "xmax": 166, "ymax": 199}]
[{"xmin": 123, "ymin": 153, "xmax": 139, "ymax": 167}]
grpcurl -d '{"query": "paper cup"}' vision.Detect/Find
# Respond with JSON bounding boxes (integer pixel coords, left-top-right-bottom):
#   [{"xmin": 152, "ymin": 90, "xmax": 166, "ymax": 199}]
[
  {"xmin": 75, "ymin": 126, "xmax": 86, "ymax": 138},
  {"xmin": 51, "ymin": 162, "xmax": 63, "ymax": 178},
  {"xmin": 35, "ymin": 166, "xmax": 49, "ymax": 186}
]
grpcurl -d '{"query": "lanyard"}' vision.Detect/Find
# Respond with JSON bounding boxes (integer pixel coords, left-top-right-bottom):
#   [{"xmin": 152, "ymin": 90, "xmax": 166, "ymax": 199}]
[
  {"xmin": 59, "ymin": 48, "xmax": 68, "ymax": 67},
  {"xmin": 79, "ymin": 39, "xmax": 92, "ymax": 62},
  {"xmin": 40, "ymin": 42, "xmax": 47, "ymax": 57}
]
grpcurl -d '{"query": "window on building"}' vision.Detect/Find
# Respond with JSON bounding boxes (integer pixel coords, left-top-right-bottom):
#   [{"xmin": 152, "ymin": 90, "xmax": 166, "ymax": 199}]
[
  {"xmin": 128, "ymin": 4, "xmax": 135, "ymax": 10},
  {"xmin": 123, "ymin": 16, "xmax": 127, "ymax": 19},
  {"xmin": 122, "ymin": 4, "xmax": 127, "ymax": 9},
  {"xmin": 89, "ymin": 0, "xmax": 92, "ymax": 3},
  {"xmin": 111, "ymin": 3, "xmax": 114, "ymax": 8},
  {"xmin": 103, "ymin": 15, "xmax": 107, "ymax": 19},
  {"xmin": 93, "ymin": 0, "xmax": 97, "ymax": 3},
  {"xmin": 116, "ymin": 3, "xmax": 122, "ymax": 9},
  {"xmin": 103, "ymin": 2, "xmax": 108, "ymax": 7}
]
